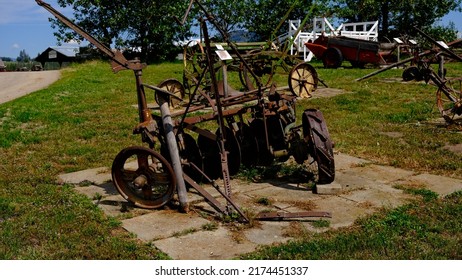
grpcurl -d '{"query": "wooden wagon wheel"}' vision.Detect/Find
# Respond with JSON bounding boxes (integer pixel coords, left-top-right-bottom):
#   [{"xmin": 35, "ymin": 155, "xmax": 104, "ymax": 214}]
[
  {"xmin": 156, "ymin": 78, "xmax": 185, "ymax": 108},
  {"xmin": 288, "ymin": 62, "xmax": 318, "ymax": 98}
]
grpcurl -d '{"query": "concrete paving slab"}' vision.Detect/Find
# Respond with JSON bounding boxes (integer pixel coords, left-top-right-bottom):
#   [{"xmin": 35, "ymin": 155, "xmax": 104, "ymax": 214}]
[
  {"xmin": 154, "ymin": 227, "xmax": 257, "ymax": 260},
  {"xmin": 338, "ymin": 183, "xmax": 413, "ymax": 209},
  {"xmin": 313, "ymin": 196, "xmax": 377, "ymax": 228},
  {"xmin": 334, "ymin": 153, "xmax": 369, "ymax": 170},
  {"xmin": 244, "ymin": 221, "xmax": 293, "ymax": 245},
  {"xmin": 122, "ymin": 211, "xmax": 210, "ymax": 242},
  {"xmin": 58, "ymin": 167, "xmax": 111, "ymax": 185},
  {"xmin": 341, "ymin": 164, "xmax": 416, "ymax": 184},
  {"xmin": 74, "ymin": 183, "xmax": 118, "ymax": 198},
  {"xmin": 410, "ymin": 173, "xmax": 462, "ymax": 196},
  {"xmin": 58, "ymin": 151, "xmax": 462, "ymax": 259}
]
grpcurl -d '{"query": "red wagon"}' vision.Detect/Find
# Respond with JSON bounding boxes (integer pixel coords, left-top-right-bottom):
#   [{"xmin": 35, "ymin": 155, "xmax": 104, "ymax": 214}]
[{"xmin": 305, "ymin": 35, "xmax": 385, "ymax": 68}]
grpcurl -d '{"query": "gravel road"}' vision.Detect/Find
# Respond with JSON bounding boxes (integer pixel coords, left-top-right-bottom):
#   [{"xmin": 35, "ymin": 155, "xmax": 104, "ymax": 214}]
[{"xmin": 0, "ymin": 70, "xmax": 61, "ymax": 105}]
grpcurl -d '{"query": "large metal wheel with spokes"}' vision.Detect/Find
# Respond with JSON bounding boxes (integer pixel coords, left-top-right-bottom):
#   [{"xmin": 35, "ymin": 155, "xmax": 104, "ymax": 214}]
[
  {"xmin": 302, "ymin": 109, "xmax": 335, "ymax": 184},
  {"xmin": 436, "ymin": 77, "xmax": 462, "ymax": 123},
  {"xmin": 112, "ymin": 146, "xmax": 176, "ymax": 209},
  {"xmin": 156, "ymin": 78, "xmax": 185, "ymax": 108},
  {"xmin": 288, "ymin": 62, "xmax": 318, "ymax": 98}
]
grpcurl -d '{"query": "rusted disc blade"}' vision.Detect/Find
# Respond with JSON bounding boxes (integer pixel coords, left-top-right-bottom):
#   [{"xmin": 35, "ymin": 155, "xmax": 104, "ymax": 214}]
[
  {"xmin": 250, "ymin": 119, "xmax": 274, "ymax": 166},
  {"xmin": 180, "ymin": 133, "xmax": 204, "ymax": 183},
  {"xmin": 236, "ymin": 122, "xmax": 259, "ymax": 168},
  {"xmin": 216, "ymin": 126, "xmax": 241, "ymax": 176},
  {"xmin": 198, "ymin": 131, "xmax": 221, "ymax": 180}
]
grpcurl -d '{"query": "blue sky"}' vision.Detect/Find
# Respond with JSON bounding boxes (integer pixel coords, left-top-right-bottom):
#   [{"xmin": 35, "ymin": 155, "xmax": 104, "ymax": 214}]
[{"xmin": 1, "ymin": 0, "xmax": 462, "ymax": 60}]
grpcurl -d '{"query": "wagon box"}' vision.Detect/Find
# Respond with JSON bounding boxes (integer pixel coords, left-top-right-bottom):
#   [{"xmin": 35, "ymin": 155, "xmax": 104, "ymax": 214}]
[{"xmin": 305, "ymin": 35, "xmax": 384, "ymax": 68}]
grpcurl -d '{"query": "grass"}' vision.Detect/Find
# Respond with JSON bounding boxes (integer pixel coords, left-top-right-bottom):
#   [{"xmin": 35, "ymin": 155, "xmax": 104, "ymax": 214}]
[
  {"xmin": 241, "ymin": 191, "xmax": 462, "ymax": 259},
  {"xmin": 1, "ymin": 58, "xmax": 461, "ymax": 259}
]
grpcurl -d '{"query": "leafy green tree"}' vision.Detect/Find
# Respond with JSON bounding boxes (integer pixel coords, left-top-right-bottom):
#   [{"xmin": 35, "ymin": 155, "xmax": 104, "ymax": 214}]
[
  {"xmin": 333, "ymin": 0, "xmax": 462, "ymax": 40},
  {"xmin": 242, "ymin": 0, "xmax": 332, "ymax": 42},
  {"xmin": 50, "ymin": 0, "xmax": 194, "ymax": 63},
  {"xmin": 16, "ymin": 49, "xmax": 31, "ymax": 62}
]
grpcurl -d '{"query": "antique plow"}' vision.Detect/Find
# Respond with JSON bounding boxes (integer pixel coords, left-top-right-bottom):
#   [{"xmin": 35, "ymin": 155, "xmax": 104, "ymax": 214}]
[{"xmin": 37, "ymin": 0, "xmax": 335, "ymax": 222}]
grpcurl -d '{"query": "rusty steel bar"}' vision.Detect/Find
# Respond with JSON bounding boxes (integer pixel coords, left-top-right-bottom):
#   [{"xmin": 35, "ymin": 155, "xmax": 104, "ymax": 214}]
[{"xmin": 257, "ymin": 211, "xmax": 332, "ymax": 221}]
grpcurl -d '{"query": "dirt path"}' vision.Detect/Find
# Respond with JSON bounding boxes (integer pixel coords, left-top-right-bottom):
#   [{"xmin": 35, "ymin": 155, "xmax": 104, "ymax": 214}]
[{"xmin": 0, "ymin": 71, "xmax": 61, "ymax": 105}]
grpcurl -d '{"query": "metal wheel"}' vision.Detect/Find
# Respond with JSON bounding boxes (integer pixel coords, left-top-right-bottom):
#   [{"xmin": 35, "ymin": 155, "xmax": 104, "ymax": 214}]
[
  {"xmin": 112, "ymin": 146, "xmax": 175, "ymax": 209},
  {"xmin": 183, "ymin": 40, "xmax": 207, "ymax": 96},
  {"xmin": 302, "ymin": 109, "xmax": 335, "ymax": 184},
  {"xmin": 288, "ymin": 62, "xmax": 318, "ymax": 98},
  {"xmin": 322, "ymin": 47, "xmax": 343, "ymax": 68},
  {"xmin": 239, "ymin": 51, "xmax": 274, "ymax": 90},
  {"xmin": 156, "ymin": 78, "xmax": 185, "ymax": 108},
  {"xmin": 436, "ymin": 77, "xmax": 462, "ymax": 123},
  {"xmin": 402, "ymin": 66, "xmax": 423, "ymax": 82}
]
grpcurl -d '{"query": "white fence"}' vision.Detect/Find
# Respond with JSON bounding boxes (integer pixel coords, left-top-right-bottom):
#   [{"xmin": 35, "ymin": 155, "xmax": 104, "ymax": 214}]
[{"xmin": 281, "ymin": 17, "xmax": 379, "ymax": 61}]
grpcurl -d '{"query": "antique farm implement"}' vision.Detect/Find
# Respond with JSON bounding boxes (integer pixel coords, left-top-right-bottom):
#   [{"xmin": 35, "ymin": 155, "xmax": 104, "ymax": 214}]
[
  {"xmin": 182, "ymin": 4, "xmax": 320, "ymax": 99},
  {"xmin": 305, "ymin": 35, "xmax": 385, "ymax": 68},
  {"xmin": 37, "ymin": 0, "xmax": 334, "ymax": 221},
  {"xmin": 357, "ymin": 27, "xmax": 462, "ymax": 123}
]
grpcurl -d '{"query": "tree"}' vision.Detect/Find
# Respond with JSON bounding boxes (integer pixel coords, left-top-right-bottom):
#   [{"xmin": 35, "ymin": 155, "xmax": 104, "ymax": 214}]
[
  {"xmin": 333, "ymin": 0, "xmax": 462, "ymax": 40},
  {"xmin": 16, "ymin": 49, "xmax": 31, "ymax": 62},
  {"xmin": 51, "ymin": 0, "xmax": 195, "ymax": 63},
  {"xmin": 242, "ymin": 0, "xmax": 333, "ymax": 42}
]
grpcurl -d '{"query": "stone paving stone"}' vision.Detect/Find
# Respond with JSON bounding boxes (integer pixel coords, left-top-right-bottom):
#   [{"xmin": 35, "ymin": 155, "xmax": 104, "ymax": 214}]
[
  {"xmin": 338, "ymin": 183, "xmax": 414, "ymax": 209},
  {"xmin": 312, "ymin": 196, "xmax": 377, "ymax": 229},
  {"xmin": 57, "ymin": 167, "xmax": 111, "ymax": 185},
  {"xmin": 58, "ymin": 151, "xmax": 462, "ymax": 260},
  {"xmin": 122, "ymin": 211, "xmax": 210, "ymax": 242},
  {"xmin": 244, "ymin": 221, "xmax": 292, "ymax": 245},
  {"xmin": 410, "ymin": 173, "xmax": 462, "ymax": 196},
  {"xmin": 154, "ymin": 227, "xmax": 257, "ymax": 260}
]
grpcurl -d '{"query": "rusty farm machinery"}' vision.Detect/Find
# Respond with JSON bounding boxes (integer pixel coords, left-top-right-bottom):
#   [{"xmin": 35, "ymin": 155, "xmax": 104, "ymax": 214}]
[
  {"xmin": 37, "ymin": 0, "xmax": 335, "ymax": 222},
  {"xmin": 357, "ymin": 27, "xmax": 462, "ymax": 124}
]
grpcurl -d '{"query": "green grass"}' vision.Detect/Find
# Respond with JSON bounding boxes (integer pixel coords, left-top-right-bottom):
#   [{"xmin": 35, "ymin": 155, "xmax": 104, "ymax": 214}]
[
  {"xmin": 1, "ymin": 59, "xmax": 461, "ymax": 259},
  {"xmin": 241, "ymin": 191, "xmax": 462, "ymax": 259}
]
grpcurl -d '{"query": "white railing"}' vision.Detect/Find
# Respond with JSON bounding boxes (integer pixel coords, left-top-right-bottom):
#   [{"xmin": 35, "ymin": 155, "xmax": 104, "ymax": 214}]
[{"xmin": 286, "ymin": 18, "xmax": 379, "ymax": 61}]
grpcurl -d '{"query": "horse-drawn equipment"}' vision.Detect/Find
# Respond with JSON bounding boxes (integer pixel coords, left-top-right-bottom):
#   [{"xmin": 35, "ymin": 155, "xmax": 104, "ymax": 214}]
[{"xmin": 37, "ymin": 0, "xmax": 335, "ymax": 222}]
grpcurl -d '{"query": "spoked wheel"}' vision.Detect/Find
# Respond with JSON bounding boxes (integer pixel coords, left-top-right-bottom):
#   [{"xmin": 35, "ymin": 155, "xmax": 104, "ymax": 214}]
[
  {"xmin": 156, "ymin": 79, "xmax": 185, "ymax": 108},
  {"xmin": 437, "ymin": 77, "xmax": 462, "ymax": 123},
  {"xmin": 112, "ymin": 146, "xmax": 176, "ymax": 209},
  {"xmin": 183, "ymin": 40, "xmax": 207, "ymax": 96},
  {"xmin": 239, "ymin": 51, "xmax": 274, "ymax": 91},
  {"xmin": 302, "ymin": 109, "xmax": 335, "ymax": 184},
  {"xmin": 288, "ymin": 62, "xmax": 318, "ymax": 98}
]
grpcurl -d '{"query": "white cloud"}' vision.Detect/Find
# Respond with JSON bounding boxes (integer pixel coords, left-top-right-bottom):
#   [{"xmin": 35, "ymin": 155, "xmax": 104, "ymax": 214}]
[{"xmin": 11, "ymin": 43, "xmax": 20, "ymax": 49}]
